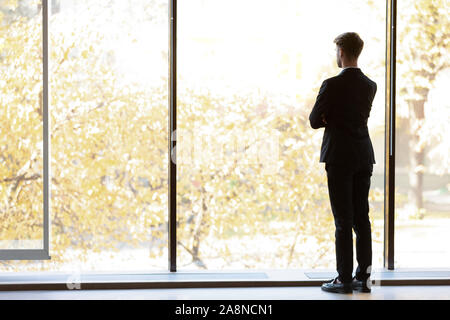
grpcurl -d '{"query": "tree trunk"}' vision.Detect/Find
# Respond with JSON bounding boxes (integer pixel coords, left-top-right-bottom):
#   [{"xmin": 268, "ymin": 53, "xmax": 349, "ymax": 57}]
[
  {"xmin": 190, "ymin": 192, "xmax": 209, "ymax": 269},
  {"xmin": 408, "ymin": 133, "xmax": 424, "ymax": 210},
  {"xmin": 408, "ymin": 98, "xmax": 427, "ymax": 216}
]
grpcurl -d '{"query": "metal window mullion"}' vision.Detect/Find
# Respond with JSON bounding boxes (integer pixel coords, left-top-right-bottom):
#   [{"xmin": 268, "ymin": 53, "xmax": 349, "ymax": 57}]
[
  {"xmin": 43, "ymin": 0, "xmax": 50, "ymax": 258},
  {"xmin": 384, "ymin": 0, "xmax": 396, "ymax": 270},
  {"xmin": 168, "ymin": 0, "xmax": 177, "ymax": 272}
]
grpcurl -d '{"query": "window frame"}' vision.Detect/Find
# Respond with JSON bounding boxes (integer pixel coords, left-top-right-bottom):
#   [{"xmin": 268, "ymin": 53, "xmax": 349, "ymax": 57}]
[
  {"xmin": 0, "ymin": 0, "xmax": 396, "ymax": 269},
  {"xmin": 168, "ymin": 0, "xmax": 397, "ymax": 271},
  {"xmin": 0, "ymin": 0, "xmax": 51, "ymax": 261}
]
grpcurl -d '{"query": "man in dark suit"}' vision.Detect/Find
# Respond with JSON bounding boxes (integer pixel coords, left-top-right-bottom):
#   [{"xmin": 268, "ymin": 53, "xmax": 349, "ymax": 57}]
[{"xmin": 309, "ymin": 32, "xmax": 377, "ymax": 294}]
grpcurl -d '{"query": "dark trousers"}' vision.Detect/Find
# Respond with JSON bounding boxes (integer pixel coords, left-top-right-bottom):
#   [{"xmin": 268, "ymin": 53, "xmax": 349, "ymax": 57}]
[{"xmin": 325, "ymin": 163, "xmax": 373, "ymax": 283}]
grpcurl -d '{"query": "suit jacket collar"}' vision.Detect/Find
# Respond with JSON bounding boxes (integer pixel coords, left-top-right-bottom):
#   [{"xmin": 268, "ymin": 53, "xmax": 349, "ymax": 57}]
[{"xmin": 339, "ymin": 67, "xmax": 362, "ymax": 75}]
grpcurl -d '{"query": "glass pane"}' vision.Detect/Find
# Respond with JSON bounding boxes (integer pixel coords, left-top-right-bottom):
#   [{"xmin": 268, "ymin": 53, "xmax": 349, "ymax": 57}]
[
  {"xmin": 0, "ymin": 1, "xmax": 43, "ymax": 250},
  {"xmin": 1, "ymin": 0, "xmax": 169, "ymax": 272},
  {"xmin": 395, "ymin": 0, "xmax": 450, "ymax": 268},
  {"xmin": 177, "ymin": 0, "xmax": 385, "ymax": 270}
]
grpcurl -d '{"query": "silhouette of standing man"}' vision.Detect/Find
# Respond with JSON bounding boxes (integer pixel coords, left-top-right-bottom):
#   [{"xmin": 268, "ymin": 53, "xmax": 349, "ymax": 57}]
[{"xmin": 309, "ymin": 32, "xmax": 377, "ymax": 294}]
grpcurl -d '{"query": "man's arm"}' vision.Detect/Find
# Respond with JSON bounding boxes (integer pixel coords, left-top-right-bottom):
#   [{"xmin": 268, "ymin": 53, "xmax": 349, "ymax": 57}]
[
  {"xmin": 309, "ymin": 80, "xmax": 332, "ymax": 129},
  {"xmin": 372, "ymin": 82, "xmax": 377, "ymax": 101}
]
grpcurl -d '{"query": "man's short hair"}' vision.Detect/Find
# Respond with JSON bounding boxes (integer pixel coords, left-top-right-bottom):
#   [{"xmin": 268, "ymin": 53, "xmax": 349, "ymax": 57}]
[{"xmin": 333, "ymin": 32, "xmax": 364, "ymax": 59}]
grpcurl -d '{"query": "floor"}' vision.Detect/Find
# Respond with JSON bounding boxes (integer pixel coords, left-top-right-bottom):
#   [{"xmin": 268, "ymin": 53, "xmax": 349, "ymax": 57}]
[{"xmin": 0, "ymin": 285, "xmax": 449, "ymax": 300}]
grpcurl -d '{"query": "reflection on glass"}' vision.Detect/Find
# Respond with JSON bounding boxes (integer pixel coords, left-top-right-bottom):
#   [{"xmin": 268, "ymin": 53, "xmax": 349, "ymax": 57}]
[
  {"xmin": 0, "ymin": 1, "xmax": 43, "ymax": 250},
  {"xmin": 177, "ymin": 0, "xmax": 385, "ymax": 270},
  {"xmin": 395, "ymin": 0, "xmax": 450, "ymax": 268}
]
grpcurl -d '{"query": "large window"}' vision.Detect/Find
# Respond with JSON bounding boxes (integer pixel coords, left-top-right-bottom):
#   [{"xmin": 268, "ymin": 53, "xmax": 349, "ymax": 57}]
[
  {"xmin": 0, "ymin": 0, "xmax": 44, "ymax": 252},
  {"xmin": 177, "ymin": 0, "xmax": 386, "ymax": 270},
  {"xmin": 395, "ymin": 0, "xmax": 450, "ymax": 268},
  {"xmin": 1, "ymin": 0, "xmax": 169, "ymax": 272},
  {"xmin": 2, "ymin": 0, "xmax": 447, "ymax": 275}
]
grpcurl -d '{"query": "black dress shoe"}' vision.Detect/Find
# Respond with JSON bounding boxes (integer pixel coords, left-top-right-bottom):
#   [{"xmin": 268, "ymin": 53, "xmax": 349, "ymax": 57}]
[
  {"xmin": 351, "ymin": 276, "xmax": 371, "ymax": 293},
  {"xmin": 321, "ymin": 277, "xmax": 352, "ymax": 294}
]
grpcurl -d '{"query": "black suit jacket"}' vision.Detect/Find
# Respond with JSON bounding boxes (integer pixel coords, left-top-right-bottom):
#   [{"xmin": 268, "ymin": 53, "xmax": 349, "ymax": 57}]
[{"xmin": 309, "ymin": 68, "xmax": 377, "ymax": 165}]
